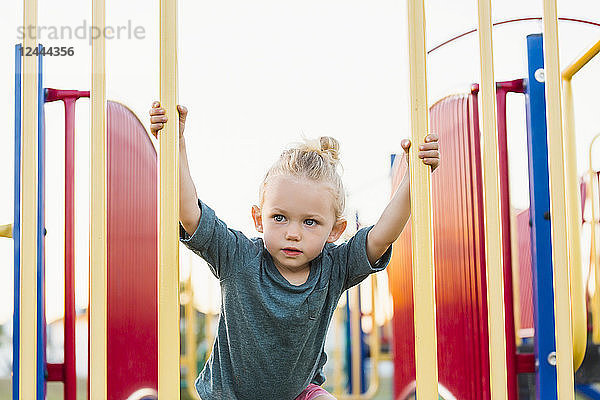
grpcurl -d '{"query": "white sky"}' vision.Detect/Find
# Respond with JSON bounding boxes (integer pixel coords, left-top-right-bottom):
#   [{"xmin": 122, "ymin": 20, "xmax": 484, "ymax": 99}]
[{"xmin": 0, "ymin": 0, "xmax": 599, "ymax": 325}]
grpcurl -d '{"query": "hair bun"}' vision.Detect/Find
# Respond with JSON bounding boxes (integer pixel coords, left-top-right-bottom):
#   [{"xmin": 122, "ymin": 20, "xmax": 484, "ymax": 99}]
[{"xmin": 319, "ymin": 136, "xmax": 340, "ymax": 162}]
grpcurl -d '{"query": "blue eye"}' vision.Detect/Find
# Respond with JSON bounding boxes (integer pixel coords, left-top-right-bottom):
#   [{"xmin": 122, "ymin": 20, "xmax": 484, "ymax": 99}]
[
  {"xmin": 273, "ymin": 215, "xmax": 286, "ymax": 222},
  {"xmin": 304, "ymin": 219, "xmax": 317, "ymax": 226}
]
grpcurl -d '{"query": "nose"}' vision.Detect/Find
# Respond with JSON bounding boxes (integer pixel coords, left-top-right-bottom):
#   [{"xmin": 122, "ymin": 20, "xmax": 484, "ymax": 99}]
[{"xmin": 285, "ymin": 224, "xmax": 301, "ymax": 241}]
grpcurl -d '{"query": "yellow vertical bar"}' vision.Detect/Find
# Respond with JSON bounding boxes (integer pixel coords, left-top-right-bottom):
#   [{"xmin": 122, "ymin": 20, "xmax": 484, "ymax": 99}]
[
  {"xmin": 90, "ymin": 0, "xmax": 107, "ymax": 398},
  {"xmin": 406, "ymin": 0, "xmax": 438, "ymax": 398},
  {"xmin": 589, "ymin": 161, "xmax": 600, "ymax": 344},
  {"xmin": 21, "ymin": 0, "xmax": 38, "ymax": 399},
  {"xmin": 562, "ymin": 78, "xmax": 586, "ymax": 369},
  {"xmin": 205, "ymin": 312, "xmax": 214, "ymax": 362},
  {"xmin": 333, "ymin": 304, "xmax": 344, "ymax": 398},
  {"xmin": 159, "ymin": 0, "xmax": 180, "ymax": 398},
  {"xmin": 185, "ymin": 268, "xmax": 197, "ymax": 399},
  {"xmin": 476, "ymin": 1, "xmax": 508, "ymax": 398},
  {"xmin": 588, "ymin": 134, "xmax": 600, "ymax": 344},
  {"xmin": 542, "ymin": 1, "xmax": 575, "ymax": 398},
  {"xmin": 366, "ymin": 274, "xmax": 380, "ymax": 396}
]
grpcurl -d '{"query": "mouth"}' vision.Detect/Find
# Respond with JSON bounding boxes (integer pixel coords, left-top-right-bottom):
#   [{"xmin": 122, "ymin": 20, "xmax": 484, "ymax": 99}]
[{"xmin": 282, "ymin": 247, "xmax": 303, "ymax": 256}]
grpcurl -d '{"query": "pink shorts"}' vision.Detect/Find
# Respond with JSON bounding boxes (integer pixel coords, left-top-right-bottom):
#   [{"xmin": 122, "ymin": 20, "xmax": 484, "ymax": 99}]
[{"xmin": 294, "ymin": 384, "xmax": 333, "ymax": 400}]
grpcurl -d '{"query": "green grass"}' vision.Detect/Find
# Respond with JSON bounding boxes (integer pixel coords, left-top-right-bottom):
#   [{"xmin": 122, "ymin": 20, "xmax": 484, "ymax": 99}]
[
  {"xmin": 5, "ymin": 375, "xmax": 593, "ymax": 400},
  {"xmin": 0, "ymin": 378, "xmax": 88, "ymax": 400},
  {"xmin": 1, "ymin": 376, "xmax": 390, "ymax": 399}
]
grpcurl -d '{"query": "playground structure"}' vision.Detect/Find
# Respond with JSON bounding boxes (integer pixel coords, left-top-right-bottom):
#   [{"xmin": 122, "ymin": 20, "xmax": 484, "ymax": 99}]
[
  {"xmin": 389, "ymin": 32, "xmax": 600, "ymax": 399},
  {"xmin": 5, "ymin": 0, "xmax": 600, "ymax": 400}
]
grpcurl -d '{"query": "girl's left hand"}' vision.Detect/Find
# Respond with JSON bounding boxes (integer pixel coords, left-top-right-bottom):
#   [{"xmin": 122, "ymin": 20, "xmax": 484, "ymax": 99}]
[{"xmin": 400, "ymin": 133, "xmax": 440, "ymax": 172}]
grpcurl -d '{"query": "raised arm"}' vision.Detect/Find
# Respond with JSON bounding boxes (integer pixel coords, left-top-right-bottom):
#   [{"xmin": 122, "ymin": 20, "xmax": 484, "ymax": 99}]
[
  {"xmin": 366, "ymin": 134, "xmax": 439, "ymax": 264},
  {"xmin": 149, "ymin": 102, "xmax": 201, "ymax": 235}
]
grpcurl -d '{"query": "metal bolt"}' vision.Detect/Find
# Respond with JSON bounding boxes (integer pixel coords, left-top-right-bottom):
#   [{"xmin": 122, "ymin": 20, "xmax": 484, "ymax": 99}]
[
  {"xmin": 547, "ymin": 351, "xmax": 557, "ymax": 366},
  {"xmin": 535, "ymin": 68, "xmax": 545, "ymax": 83}
]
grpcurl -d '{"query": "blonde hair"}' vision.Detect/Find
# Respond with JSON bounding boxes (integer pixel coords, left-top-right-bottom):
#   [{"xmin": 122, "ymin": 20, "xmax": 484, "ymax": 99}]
[{"xmin": 259, "ymin": 136, "xmax": 346, "ymax": 220}]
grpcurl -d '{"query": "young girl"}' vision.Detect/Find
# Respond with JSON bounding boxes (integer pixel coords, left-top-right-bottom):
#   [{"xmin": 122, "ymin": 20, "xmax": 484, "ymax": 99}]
[{"xmin": 149, "ymin": 101, "xmax": 439, "ymax": 400}]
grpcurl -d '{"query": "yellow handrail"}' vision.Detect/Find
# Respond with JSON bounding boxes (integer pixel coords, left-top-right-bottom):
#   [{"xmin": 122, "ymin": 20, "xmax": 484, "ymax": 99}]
[
  {"xmin": 562, "ymin": 39, "xmax": 600, "ymax": 80},
  {"xmin": 182, "ymin": 268, "xmax": 199, "ymax": 399},
  {"xmin": 560, "ymin": 38, "xmax": 600, "ymax": 369},
  {"xmin": 588, "ymin": 133, "xmax": 600, "ymax": 345},
  {"xmin": 0, "ymin": 224, "xmax": 12, "ymax": 238}
]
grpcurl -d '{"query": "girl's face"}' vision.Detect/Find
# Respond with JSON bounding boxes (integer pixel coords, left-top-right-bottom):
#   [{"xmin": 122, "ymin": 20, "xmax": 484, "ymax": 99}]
[{"xmin": 252, "ymin": 175, "xmax": 346, "ymax": 273}]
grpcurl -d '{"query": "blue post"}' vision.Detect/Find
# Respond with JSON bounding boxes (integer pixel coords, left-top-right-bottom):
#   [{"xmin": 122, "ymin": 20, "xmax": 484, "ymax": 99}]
[
  {"xmin": 12, "ymin": 43, "xmax": 22, "ymax": 400},
  {"xmin": 524, "ymin": 33, "xmax": 558, "ymax": 400},
  {"xmin": 358, "ymin": 285, "xmax": 365, "ymax": 393},
  {"xmin": 345, "ymin": 292, "xmax": 352, "ymax": 392}
]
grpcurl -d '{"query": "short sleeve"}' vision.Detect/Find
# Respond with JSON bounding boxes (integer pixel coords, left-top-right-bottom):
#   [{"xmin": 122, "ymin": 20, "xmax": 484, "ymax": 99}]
[
  {"xmin": 330, "ymin": 226, "xmax": 392, "ymax": 291},
  {"xmin": 179, "ymin": 199, "xmax": 259, "ymax": 280}
]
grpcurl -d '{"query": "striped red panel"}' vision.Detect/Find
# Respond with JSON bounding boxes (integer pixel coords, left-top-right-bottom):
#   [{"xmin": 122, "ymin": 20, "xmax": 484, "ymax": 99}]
[
  {"xmin": 516, "ymin": 209, "xmax": 534, "ymax": 335},
  {"xmin": 388, "ymin": 94, "xmax": 491, "ymax": 400},
  {"xmin": 107, "ymin": 101, "xmax": 158, "ymax": 399}
]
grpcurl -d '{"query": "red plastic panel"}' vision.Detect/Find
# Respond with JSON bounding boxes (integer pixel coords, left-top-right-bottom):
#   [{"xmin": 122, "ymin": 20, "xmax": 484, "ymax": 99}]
[
  {"xmin": 516, "ymin": 209, "xmax": 534, "ymax": 334},
  {"xmin": 388, "ymin": 94, "xmax": 491, "ymax": 400},
  {"xmin": 107, "ymin": 101, "xmax": 158, "ymax": 399}
]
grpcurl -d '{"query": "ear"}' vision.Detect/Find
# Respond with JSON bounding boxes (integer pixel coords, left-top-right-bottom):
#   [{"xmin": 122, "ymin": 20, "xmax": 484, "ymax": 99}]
[
  {"xmin": 252, "ymin": 205, "xmax": 263, "ymax": 233},
  {"xmin": 327, "ymin": 218, "xmax": 347, "ymax": 243}
]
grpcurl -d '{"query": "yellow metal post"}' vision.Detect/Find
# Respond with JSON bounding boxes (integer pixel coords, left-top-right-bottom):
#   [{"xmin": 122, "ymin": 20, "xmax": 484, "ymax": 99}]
[
  {"xmin": 333, "ymin": 303, "xmax": 344, "ymax": 398},
  {"xmin": 476, "ymin": 0, "xmax": 508, "ymax": 398},
  {"xmin": 362, "ymin": 274, "xmax": 380, "ymax": 398},
  {"xmin": 588, "ymin": 133, "xmax": 600, "ymax": 344},
  {"xmin": 159, "ymin": 0, "xmax": 180, "ymax": 398},
  {"xmin": 21, "ymin": 1, "xmax": 38, "ymax": 399},
  {"xmin": 90, "ymin": 0, "xmax": 107, "ymax": 398},
  {"xmin": 184, "ymin": 268, "xmax": 198, "ymax": 399},
  {"xmin": 542, "ymin": 1, "xmax": 575, "ymax": 398},
  {"xmin": 561, "ymin": 78, "xmax": 586, "ymax": 369},
  {"xmin": 205, "ymin": 312, "xmax": 214, "ymax": 362},
  {"xmin": 406, "ymin": 0, "xmax": 438, "ymax": 398}
]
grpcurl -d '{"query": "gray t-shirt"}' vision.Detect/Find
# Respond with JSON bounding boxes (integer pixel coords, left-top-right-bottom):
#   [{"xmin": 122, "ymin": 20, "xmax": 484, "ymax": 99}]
[{"xmin": 179, "ymin": 200, "xmax": 392, "ymax": 400}]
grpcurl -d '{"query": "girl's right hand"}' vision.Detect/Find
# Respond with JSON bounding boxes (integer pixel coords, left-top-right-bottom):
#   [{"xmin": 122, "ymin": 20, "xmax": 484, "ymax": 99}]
[{"xmin": 149, "ymin": 101, "xmax": 188, "ymax": 139}]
